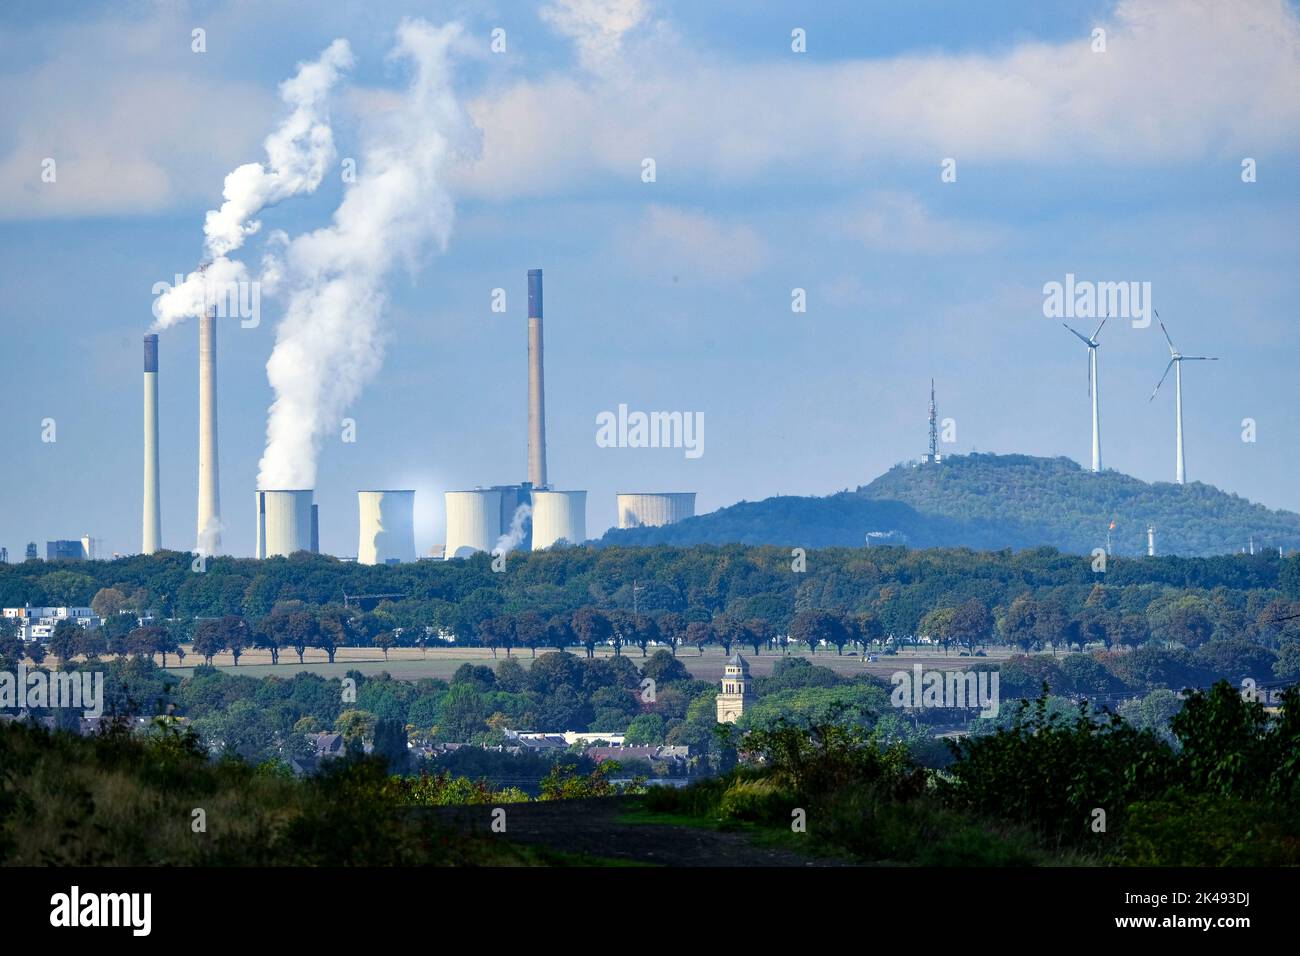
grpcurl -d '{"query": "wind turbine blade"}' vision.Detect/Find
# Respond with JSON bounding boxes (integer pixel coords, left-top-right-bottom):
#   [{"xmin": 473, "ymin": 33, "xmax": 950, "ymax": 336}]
[
  {"xmin": 1182, "ymin": 356, "xmax": 1218, "ymax": 361},
  {"xmin": 1157, "ymin": 317, "xmax": 1177, "ymax": 355},
  {"xmin": 1148, "ymin": 358, "xmax": 1175, "ymax": 402},
  {"xmin": 1062, "ymin": 322, "xmax": 1093, "ymax": 346},
  {"xmin": 1090, "ymin": 316, "xmax": 1107, "ymax": 341}
]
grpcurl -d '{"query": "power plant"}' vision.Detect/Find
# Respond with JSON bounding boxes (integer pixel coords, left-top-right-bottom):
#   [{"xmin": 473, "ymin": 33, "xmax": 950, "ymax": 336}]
[
  {"xmin": 531, "ymin": 490, "xmax": 586, "ymax": 550},
  {"xmin": 357, "ymin": 490, "xmax": 416, "ymax": 565},
  {"xmin": 255, "ymin": 490, "xmax": 315, "ymax": 558},
  {"xmin": 196, "ymin": 306, "xmax": 222, "ymax": 554},
  {"xmin": 617, "ymin": 493, "xmax": 696, "ymax": 529},
  {"xmin": 442, "ymin": 268, "xmax": 604, "ymax": 559},
  {"xmin": 142, "ymin": 334, "xmax": 161, "ymax": 554},
  {"xmin": 140, "ymin": 266, "xmax": 692, "ymax": 559}
]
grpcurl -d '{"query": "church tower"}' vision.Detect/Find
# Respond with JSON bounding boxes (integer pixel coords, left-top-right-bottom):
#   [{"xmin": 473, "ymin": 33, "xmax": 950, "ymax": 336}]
[{"xmin": 716, "ymin": 653, "xmax": 753, "ymax": 723}]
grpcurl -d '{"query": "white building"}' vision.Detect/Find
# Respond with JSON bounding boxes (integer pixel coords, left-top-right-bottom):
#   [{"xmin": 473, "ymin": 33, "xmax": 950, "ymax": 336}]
[{"xmin": 2, "ymin": 606, "xmax": 100, "ymax": 642}]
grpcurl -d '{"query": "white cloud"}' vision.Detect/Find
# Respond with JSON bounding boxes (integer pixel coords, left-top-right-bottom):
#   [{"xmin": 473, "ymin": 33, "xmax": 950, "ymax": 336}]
[
  {"xmin": 839, "ymin": 192, "xmax": 1004, "ymax": 255},
  {"xmin": 0, "ymin": 10, "xmax": 275, "ymax": 220},
  {"xmin": 456, "ymin": 0, "xmax": 1300, "ymax": 199},
  {"xmin": 539, "ymin": 0, "xmax": 651, "ymax": 73},
  {"xmin": 623, "ymin": 204, "xmax": 768, "ymax": 281}
]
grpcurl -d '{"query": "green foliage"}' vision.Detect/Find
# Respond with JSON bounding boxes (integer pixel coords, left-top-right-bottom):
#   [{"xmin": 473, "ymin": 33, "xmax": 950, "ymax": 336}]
[
  {"xmin": 0, "ymin": 721, "xmax": 534, "ymax": 865},
  {"xmin": 718, "ymin": 777, "xmax": 793, "ymax": 823},
  {"xmin": 601, "ymin": 453, "xmax": 1300, "ymax": 557},
  {"xmin": 539, "ymin": 759, "xmax": 640, "ymax": 800},
  {"xmin": 944, "ymin": 692, "xmax": 1178, "ymax": 848}
]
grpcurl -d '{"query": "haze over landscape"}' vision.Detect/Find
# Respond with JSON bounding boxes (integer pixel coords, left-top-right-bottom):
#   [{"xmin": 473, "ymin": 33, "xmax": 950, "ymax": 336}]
[{"xmin": 3, "ymin": 0, "xmax": 1299, "ymax": 559}]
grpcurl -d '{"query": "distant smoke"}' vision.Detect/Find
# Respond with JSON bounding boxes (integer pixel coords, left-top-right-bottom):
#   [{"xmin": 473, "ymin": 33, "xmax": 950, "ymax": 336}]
[
  {"xmin": 257, "ymin": 19, "xmax": 477, "ymax": 490},
  {"xmin": 152, "ymin": 40, "xmax": 353, "ymax": 330},
  {"xmin": 494, "ymin": 503, "xmax": 532, "ymax": 557}
]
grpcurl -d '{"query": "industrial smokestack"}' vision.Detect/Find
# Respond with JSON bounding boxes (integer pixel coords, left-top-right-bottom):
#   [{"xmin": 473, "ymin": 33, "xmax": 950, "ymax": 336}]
[
  {"xmin": 1147, "ymin": 526, "xmax": 1156, "ymax": 557},
  {"xmin": 197, "ymin": 309, "xmax": 221, "ymax": 553},
  {"xmin": 142, "ymin": 334, "xmax": 161, "ymax": 555},
  {"xmin": 527, "ymin": 268, "xmax": 547, "ymax": 489}
]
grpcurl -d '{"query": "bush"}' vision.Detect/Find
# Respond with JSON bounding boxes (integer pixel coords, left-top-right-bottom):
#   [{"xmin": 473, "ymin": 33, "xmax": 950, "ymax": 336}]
[{"xmin": 718, "ymin": 777, "xmax": 792, "ymax": 823}]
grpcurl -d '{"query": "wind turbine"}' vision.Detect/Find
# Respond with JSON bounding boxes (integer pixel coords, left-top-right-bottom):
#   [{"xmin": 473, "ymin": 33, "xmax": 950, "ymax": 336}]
[
  {"xmin": 1148, "ymin": 311, "xmax": 1218, "ymax": 485},
  {"xmin": 1062, "ymin": 316, "xmax": 1106, "ymax": 473}
]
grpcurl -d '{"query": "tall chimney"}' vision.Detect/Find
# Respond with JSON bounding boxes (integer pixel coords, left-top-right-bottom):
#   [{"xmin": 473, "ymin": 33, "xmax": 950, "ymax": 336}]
[
  {"xmin": 143, "ymin": 335, "xmax": 161, "ymax": 554},
  {"xmin": 1147, "ymin": 526, "xmax": 1156, "ymax": 557},
  {"xmin": 197, "ymin": 309, "xmax": 221, "ymax": 553},
  {"xmin": 527, "ymin": 268, "xmax": 547, "ymax": 489}
]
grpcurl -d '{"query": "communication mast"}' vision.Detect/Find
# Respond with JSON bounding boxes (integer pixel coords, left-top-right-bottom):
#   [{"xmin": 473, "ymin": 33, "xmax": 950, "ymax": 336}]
[{"xmin": 924, "ymin": 379, "xmax": 941, "ymax": 464}]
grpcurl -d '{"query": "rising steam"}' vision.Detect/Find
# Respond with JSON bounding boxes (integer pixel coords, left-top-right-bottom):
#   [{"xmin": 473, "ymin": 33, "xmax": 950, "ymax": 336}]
[
  {"xmin": 257, "ymin": 19, "xmax": 477, "ymax": 490},
  {"xmin": 493, "ymin": 503, "xmax": 533, "ymax": 557},
  {"xmin": 152, "ymin": 39, "xmax": 353, "ymax": 330}
]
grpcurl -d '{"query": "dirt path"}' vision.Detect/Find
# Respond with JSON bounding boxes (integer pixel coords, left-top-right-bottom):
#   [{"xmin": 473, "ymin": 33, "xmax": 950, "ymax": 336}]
[{"xmin": 427, "ymin": 796, "xmax": 850, "ymax": 867}]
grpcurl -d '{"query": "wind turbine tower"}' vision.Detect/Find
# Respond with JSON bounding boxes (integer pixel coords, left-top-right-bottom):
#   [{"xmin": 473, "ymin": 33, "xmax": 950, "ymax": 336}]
[
  {"xmin": 1148, "ymin": 311, "xmax": 1218, "ymax": 485},
  {"xmin": 1062, "ymin": 317, "xmax": 1106, "ymax": 473}
]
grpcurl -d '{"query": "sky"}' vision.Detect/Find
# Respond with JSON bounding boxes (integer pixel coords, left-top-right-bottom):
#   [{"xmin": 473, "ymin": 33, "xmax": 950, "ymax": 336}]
[{"xmin": 1, "ymin": 0, "xmax": 1298, "ymax": 560}]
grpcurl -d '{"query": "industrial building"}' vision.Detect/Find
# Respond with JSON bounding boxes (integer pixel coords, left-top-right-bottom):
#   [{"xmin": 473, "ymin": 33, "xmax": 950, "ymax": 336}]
[
  {"xmin": 255, "ymin": 490, "xmax": 317, "ymax": 559},
  {"xmin": 45, "ymin": 537, "xmax": 100, "ymax": 561},
  {"xmin": 2, "ymin": 606, "xmax": 100, "ymax": 642},
  {"xmin": 492, "ymin": 483, "xmax": 533, "ymax": 550},
  {"xmin": 441, "ymin": 268, "xmax": 593, "ymax": 559},
  {"xmin": 616, "ymin": 493, "xmax": 696, "ymax": 529},
  {"xmin": 530, "ymin": 490, "xmax": 587, "ymax": 549},
  {"xmin": 357, "ymin": 490, "xmax": 416, "ymax": 565}
]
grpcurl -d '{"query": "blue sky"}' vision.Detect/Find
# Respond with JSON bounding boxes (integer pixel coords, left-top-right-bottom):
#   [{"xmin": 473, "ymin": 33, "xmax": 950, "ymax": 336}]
[{"xmin": 2, "ymin": 0, "xmax": 1298, "ymax": 559}]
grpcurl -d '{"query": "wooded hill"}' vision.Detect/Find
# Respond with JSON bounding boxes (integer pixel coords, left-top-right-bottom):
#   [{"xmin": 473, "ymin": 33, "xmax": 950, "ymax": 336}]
[{"xmin": 601, "ymin": 454, "xmax": 1300, "ymax": 557}]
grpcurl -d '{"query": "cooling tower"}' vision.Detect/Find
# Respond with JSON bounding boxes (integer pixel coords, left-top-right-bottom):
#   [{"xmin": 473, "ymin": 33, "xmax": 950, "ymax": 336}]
[
  {"xmin": 311, "ymin": 504, "xmax": 319, "ymax": 554},
  {"xmin": 358, "ymin": 490, "xmax": 416, "ymax": 565},
  {"xmin": 444, "ymin": 490, "xmax": 502, "ymax": 559},
  {"xmin": 142, "ymin": 334, "xmax": 161, "ymax": 555},
  {"xmin": 255, "ymin": 490, "xmax": 314, "ymax": 558},
  {"xmin": 617, "ymin": 492, "xmax": 697, "ymax": 529},
  {"xmin": 197, "ymin": 310, "xmax": 221, "ymax": 554},
  {"xmin": 530, "ymin": 490, "xmax": 587, "ymax": 550},
  {"xmin": 527, "ymin": 268, "xmax": 547, "ymax": 489}
]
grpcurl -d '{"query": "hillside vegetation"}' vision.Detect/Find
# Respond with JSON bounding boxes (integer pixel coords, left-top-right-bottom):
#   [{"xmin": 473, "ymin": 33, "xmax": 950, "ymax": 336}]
[{"xmin": 601, "ymin": 454, "xmax": 1300, "ymax": 557}]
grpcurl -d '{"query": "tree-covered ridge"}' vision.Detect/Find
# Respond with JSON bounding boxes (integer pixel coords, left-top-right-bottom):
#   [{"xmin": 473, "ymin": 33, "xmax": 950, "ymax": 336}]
[
  {"xmin": 5, "ymin": 543, "xmax": 1300, "ymax": 646},
  {"xmin": 600, "ymin": 453, "xmax": 1300, "ymax": 556}
]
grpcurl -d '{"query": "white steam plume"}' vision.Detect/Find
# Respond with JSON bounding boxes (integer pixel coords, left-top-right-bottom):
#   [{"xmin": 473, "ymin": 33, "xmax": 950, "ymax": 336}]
[
  {"xmin": 152, "ymin": 39, "xmax": 353, "ymax": 330},
  {"xmin": 257, "ymin": 19, "xmax": 477, "ymax": 490},
  {"xmin": 493, "ymin": 504, "xmax": 533, "ymax": 557}
]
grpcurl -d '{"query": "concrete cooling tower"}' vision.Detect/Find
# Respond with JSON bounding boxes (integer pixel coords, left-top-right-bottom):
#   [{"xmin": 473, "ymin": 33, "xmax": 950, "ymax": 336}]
[
  {"xmin": 530, "ymin": 490, "xmax": 586, "ymax": 550},
  {"xmin": 142, "ymin": 334, "xmax": 161, "ymax": 555},
  {"xmin": 617, "ymin": 492, "xmax": 696, "ymax": 529},
  {"xmin": 444, "ymin": 490, "xmax": 502, "ymax": 559},
  {"xmin": 256, "ymin": 490, "xmax": 314, "ymax": 558},
  {"xmin": 358, "ymin": 490, "xmax": 416, "ymax": 565}
]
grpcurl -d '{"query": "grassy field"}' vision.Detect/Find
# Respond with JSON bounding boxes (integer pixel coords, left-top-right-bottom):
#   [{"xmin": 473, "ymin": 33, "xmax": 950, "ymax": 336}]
[{"xmin": 153, "ymin": 643, "xmax": 1017, "ymax": 682}]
